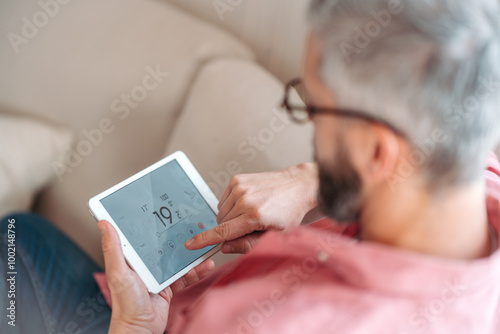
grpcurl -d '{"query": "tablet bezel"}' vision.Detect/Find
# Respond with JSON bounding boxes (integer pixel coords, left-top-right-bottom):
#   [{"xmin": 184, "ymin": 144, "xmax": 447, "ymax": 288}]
[{"xmin": 88, "ymin": 151, "xmax": 221, "ymax": 294}]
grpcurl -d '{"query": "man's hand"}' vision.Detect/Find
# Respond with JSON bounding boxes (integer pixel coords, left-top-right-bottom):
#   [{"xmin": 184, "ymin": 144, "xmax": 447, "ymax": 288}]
[
  {"xmin": 185, "ymin": 163, "xmax": 318, "ymax": 254},
  {"xmin": 98, "ymin": 220, "xmax": 214, "ymax": 334}
]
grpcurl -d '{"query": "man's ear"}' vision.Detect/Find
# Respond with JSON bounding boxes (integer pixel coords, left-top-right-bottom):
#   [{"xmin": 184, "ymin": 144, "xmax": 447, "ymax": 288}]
[{"xmin": 353, "ymin": 124, "xmax": 401, "ymax": 188}]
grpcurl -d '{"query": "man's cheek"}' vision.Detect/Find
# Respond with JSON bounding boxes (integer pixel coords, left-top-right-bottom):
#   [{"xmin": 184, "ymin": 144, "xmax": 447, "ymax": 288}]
[
  {"xmin": 314, "ymin": 115, "xmax": 338, "ymax": 152},
  {"xmin": 314, "ymin": 125, "xmax": 335, "ymax": 162}
]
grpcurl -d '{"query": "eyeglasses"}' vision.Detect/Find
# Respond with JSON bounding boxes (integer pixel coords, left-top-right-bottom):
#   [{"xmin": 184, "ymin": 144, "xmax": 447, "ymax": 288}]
[{"xmin": 281, "ymin": 78, "xmax": 406, "ymax": 138}]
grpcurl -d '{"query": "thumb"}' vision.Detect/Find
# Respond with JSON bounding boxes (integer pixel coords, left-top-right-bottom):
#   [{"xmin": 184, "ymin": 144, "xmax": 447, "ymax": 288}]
[{"xmin": 98, "ymin": 221, "xmax": 131, "ymax": 291}]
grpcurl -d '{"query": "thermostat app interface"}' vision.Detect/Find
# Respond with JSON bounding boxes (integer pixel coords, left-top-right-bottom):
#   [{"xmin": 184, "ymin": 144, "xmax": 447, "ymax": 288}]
[{"xmin": 100, "ymin": 160, "xmax": 218, "ymax": 284}]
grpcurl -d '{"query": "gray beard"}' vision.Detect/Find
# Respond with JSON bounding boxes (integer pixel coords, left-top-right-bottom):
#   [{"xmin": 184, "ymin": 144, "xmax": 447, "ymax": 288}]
[{"xmin": 316, "ymin": 144, "xmax": 362, "ymax": 224}]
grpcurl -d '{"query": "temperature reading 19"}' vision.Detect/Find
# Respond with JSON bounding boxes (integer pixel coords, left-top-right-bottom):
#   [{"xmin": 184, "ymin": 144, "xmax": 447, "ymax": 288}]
[{"xmin": 153, "ymin": 207, "xmax": 172, "ymax": 227}]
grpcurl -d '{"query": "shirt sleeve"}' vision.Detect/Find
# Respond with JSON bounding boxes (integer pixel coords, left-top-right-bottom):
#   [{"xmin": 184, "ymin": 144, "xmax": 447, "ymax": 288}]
[{"xmin": 485, "ymin": 152, "xmax": 500, "ymax": 199}]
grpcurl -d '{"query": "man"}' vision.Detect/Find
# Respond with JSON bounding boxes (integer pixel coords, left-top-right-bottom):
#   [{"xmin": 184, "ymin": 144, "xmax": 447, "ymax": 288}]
[
  {"xmin": 2, "ymin": 0, "xmax": 499, "ymax": 333},
  {"xmin": 98, "ymin": 0, "xmax": 500, "ymax": 333}
]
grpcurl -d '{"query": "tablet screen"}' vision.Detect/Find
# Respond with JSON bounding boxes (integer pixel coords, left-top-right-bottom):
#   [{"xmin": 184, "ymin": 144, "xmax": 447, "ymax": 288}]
[{"xmin": 100, "ymin": 160, "xmax": 218, "ymax": 284}]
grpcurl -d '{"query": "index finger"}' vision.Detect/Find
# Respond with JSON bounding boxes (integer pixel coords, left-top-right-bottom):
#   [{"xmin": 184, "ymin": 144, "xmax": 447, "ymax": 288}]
[{"xmin": 184, "ymin": 216, "xmax": 253, "ymax": 250}]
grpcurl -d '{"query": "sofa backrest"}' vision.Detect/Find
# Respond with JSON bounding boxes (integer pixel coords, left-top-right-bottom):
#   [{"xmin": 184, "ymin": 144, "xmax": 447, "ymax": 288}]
[{"xmin": 166, "ymin": 0, "xmax": 309, "ymax": 83}]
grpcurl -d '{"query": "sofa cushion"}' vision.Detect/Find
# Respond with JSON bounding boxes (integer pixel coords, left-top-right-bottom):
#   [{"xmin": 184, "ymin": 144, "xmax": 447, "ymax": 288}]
[
  {"xmin": 0, "ymin": 113, "xmax": 73, "ymax": 218},
  {"xmin": 164, "ymin": 58, "xmax": 314, "ymax": 198}
]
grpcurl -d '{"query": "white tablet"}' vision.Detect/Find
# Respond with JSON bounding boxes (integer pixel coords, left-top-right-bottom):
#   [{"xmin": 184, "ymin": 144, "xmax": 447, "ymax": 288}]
[{"xmin": 88, "ymin": 151, "xmax": 220, "ymax": 294}]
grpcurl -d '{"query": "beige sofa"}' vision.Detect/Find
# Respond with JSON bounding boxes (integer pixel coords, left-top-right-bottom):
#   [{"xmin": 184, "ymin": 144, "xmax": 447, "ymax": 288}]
[{"xmin": 0, "ymin": 0, "xmax": 313, "ymax": 266}]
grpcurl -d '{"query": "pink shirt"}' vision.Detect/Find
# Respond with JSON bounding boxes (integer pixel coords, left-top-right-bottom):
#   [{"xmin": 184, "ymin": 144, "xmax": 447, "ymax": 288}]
[{"xmin": 96, "ymin": 153, "xmax": 500, "ymax": 333}]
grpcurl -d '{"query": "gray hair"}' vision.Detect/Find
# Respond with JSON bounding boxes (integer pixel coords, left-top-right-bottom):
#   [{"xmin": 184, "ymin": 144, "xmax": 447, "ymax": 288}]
[{"xmin": 309, "ymin": 0, "xmax": 500, "ymax": 188}]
